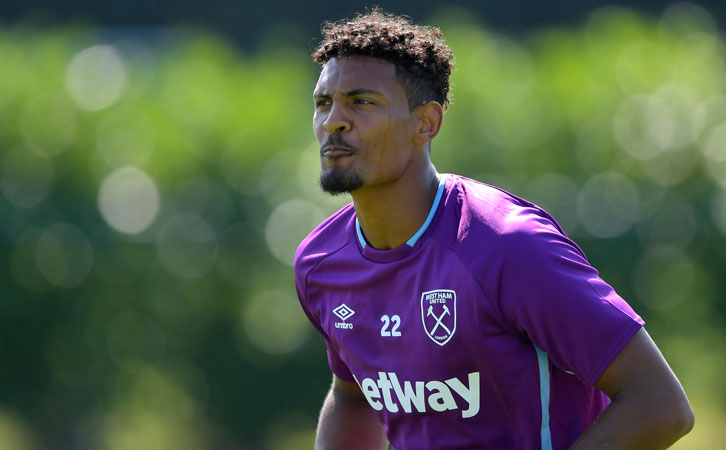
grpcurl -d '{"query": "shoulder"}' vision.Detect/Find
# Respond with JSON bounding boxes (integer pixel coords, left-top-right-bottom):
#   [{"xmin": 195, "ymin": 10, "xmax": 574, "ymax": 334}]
[
  {"xmin": 294, "ymin": 202, "xmax": 357, "ymax": 282},
  {"xmin": 441, "ymin": 175, "xmax": 570, "ymax": 250},
  {"xmin": 437, "ymin": 175, "xmax": 585, "ymax": 279}
]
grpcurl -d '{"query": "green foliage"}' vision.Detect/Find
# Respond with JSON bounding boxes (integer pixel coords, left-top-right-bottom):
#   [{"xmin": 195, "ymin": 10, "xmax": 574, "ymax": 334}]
[{"xmin": 0, "ymin": 5, "xmax": 723, "ymax": 448}]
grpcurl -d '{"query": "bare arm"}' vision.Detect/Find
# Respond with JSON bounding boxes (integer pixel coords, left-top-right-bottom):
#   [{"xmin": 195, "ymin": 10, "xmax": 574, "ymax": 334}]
[
  {"xmin": 570, "ymin": 328, "xmax": 694, "ymax": 449},
  {"xmin": 315, "ymin": 375, "xmax": 388, "ymax": 450}
]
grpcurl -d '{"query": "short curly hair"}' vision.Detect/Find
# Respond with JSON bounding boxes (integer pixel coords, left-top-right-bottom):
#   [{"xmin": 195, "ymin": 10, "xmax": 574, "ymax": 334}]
[{"xmin": 312, "ymin": 9, "xmax": 454, "ymax": 110}]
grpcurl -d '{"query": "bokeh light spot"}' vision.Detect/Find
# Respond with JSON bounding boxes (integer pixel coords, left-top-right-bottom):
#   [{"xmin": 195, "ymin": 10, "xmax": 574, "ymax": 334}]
[
  {"xmin": 66, "ymin": 45, "xmax": 126, "ymax": 111},
  {"xmin": 524, "ymin": 173, "xmax": 579, "ymax": 233},
  {"xmin": 692, "ymin": 95, "xmax": 726, "ymax": 140},
  {"xmin": 238, "ymin": 290, "xmax": 310, "ymax": 356},
  {"xmin": 101, "ymin": 367, "xmax": 207, "ymax": 450},
  {"xmin": 35, "ymin": 223, "xmax": 94, "ymax": 288},
  {"xmin": 99, "ymin": 166, "xmax": 160, "ymax": 234},
  {"xmin": 577, "ymin": 173, "xmax": 640, "ymax": 238},
  {"xmin": 661, "ymin": 2, "xmax": 717, "ymax": 35},
  {"xmin": 265, "ymin": 199, "xmax": 325, "ymax": 266},
  {"xmin": 699, "ymin": 121, "xmax": 726, "ymax": 163},
  {"xmin": 643, "ymin": 147, "xmax": 700, "ymax": 187},
  {"xmin": 0, "ymin": 410, "xmax": 33, "ymax": 450},
  {"xmin": 616, "ymin": 40, "xmax": 672, "ymax": 93},
  {"xmin": 0, "ymin": 147, "xmax": 54, "ymax": 208},
  {"xmin": 156, "ymin": 214, "xmax": 217, "ymax": 279},
  {"xmin": 613, "ymin": 93, "xmax": 675, "ymax": 160},
  {"xmin": 652, "ymin": 83, "xmax": 699, "ymax": 151}
]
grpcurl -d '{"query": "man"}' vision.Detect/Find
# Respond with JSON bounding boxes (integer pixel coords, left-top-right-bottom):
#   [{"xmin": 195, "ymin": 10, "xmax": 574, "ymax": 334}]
[{"xmin": 294, "ymin": 10, "xmax": 694, "ymax": 450}]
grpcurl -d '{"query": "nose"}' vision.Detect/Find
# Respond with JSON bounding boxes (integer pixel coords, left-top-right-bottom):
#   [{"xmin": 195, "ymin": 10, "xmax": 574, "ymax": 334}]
[{"xmin": 323, "ymin": 103, "xmax": 351, "ymax": 134}]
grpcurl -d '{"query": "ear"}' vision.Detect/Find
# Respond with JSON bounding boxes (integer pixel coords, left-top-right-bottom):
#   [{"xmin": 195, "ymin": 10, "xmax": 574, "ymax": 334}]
[{"xmin": 412, "ymin": 101, "xmax": 444, "ymax": 145}]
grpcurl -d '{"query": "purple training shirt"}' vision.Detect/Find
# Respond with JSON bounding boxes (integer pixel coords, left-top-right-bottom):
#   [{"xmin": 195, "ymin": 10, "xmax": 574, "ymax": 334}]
[{"xmin": 294, "ymin": 174, "xmax": 644, "ymax": 450}]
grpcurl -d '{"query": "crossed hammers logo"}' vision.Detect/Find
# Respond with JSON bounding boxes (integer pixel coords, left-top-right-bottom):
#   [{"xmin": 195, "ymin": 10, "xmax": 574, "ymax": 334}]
[{"xmin": 426, "ymin": 304, "xmax": 452, "ymax": 336}]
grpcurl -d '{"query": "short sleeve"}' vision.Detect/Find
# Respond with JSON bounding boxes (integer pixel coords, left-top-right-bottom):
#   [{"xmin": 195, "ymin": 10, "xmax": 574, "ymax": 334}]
[
  {"xmin": 294, "ymin": 267, "xmax": 355, "ymax": 382},
  {"xmin": 494, "ymin": 213, "xmax": 644, "ymax": 386}
]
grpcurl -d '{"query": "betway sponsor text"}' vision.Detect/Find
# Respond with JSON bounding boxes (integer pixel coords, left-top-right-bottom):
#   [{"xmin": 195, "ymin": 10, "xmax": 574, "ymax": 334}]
[{"xmin": 353, "ymin": 371, "xmax": 480, "ymax": 419}]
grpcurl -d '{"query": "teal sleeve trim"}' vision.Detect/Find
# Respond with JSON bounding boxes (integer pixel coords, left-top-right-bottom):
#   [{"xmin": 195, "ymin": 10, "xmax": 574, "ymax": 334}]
[{"xmin": 535, "ymin": 346, "xmax": 553, "ymax": 450}]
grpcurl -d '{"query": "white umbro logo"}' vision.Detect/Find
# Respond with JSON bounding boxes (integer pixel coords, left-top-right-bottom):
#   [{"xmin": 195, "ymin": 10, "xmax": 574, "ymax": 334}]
[
  {"xmin": 333, "ymin": 304, "xmax": 355, "ymax": 321},
  {"xmin": 333, "ymin": 304, "xmax": 355, "ymax": 330}
]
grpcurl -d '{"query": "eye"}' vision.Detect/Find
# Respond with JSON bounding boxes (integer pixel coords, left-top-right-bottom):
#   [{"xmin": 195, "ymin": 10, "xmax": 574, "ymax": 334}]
[
  {"xmin": 315, "ymin": 99, "xmax": 331, "ymax": 108},
  {"xmin": 353, "ymin": 98, "xmax": 374, "ymax": 105}
]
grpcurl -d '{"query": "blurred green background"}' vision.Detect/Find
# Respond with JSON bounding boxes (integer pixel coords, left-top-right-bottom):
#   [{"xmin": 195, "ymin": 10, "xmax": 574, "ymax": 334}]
[{"xmin": 0, "ymin": 2, "xmax": 725, "ymax": 449}]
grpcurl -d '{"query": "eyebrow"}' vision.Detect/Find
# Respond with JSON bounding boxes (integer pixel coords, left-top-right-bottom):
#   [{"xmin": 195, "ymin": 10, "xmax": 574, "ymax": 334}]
[{"xmin": 313, "ymin": 88, "xmax": 384, "ymax": 98}]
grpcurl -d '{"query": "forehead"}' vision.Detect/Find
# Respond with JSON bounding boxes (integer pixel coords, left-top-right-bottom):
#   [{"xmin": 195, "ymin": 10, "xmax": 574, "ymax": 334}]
[{"xmin": 315, "ymin": 55, "xmax": 400, "ymax": 95}]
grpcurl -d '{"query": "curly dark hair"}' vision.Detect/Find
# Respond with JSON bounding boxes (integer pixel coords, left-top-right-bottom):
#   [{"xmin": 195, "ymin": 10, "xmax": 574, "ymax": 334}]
[{"xmin": 312, "ymin": 9, "xmax": 454, "ymax": 110}]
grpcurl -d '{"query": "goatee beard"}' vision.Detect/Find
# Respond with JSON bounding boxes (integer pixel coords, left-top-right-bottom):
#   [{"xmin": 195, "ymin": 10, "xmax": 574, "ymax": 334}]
[{"xmin": 319, "ymin": 168, "xmax": 364, "ymax": 196}]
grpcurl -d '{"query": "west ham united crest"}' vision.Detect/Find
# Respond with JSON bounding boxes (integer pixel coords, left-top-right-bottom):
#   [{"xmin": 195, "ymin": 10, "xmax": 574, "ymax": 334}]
[{"xmin": 421, "ymin": 289, "xmax": 457, "ymax": 346}]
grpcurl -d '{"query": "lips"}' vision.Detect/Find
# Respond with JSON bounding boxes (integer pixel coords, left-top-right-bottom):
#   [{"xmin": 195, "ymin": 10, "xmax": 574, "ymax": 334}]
[{"xmin": 321, "ymin": 145, "xmax": 355, "ymax": 157}]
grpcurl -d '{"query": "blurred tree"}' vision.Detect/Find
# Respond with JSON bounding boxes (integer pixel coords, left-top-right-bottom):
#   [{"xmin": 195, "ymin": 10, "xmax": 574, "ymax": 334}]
[{"xmin": 0, "ymin": 4, "xmax": 723, "ymax": 448}]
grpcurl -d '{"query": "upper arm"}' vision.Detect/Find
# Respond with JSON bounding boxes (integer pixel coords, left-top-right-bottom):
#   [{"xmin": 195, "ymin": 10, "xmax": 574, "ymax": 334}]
[
  {"xmin": 316, "ymin": 374, "xmax": 387, "ymax": 450},
  {"xmin": 594, "ymin": 328, "xmax": 694, "ymax": 427}
]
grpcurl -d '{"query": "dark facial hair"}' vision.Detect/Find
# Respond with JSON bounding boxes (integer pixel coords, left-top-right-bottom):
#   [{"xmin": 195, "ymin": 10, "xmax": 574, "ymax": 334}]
[
  {"xmin": 320, "ymin": 167, "xmax": 363, "ymax": 195},
  {"xmin": 319, "ymin": 134, "xmax": 363, "ymax": 195}
]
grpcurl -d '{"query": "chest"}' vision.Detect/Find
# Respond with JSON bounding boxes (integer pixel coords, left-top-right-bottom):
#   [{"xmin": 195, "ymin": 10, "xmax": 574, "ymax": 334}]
[{"xmin": 307, "ymin": 247, "xmax": 528, "ymax": 380}]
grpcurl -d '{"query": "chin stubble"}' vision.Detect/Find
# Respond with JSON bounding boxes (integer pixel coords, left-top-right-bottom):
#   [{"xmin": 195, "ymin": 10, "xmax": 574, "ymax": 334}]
[{"xmin": 319, "ymin": 168, "xmax": 364, "ymax": 196}]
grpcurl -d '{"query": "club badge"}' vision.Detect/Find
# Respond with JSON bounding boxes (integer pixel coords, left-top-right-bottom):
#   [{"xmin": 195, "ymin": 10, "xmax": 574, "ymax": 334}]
[{"xmin": 421, "ymin": 289, "xmax": 457, "ymax": 346}]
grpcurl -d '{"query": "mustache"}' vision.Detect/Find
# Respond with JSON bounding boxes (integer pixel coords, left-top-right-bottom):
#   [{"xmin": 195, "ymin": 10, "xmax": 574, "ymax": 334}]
[{"xmin": 322, "ymin": 135, "xmax": 355, "ymax": 151}]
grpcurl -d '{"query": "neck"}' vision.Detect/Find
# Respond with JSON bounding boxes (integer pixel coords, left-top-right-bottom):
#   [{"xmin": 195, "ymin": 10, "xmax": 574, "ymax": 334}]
[{"xmin": 352, "ymin": 163, "xmax": 440, "ymax": 250}]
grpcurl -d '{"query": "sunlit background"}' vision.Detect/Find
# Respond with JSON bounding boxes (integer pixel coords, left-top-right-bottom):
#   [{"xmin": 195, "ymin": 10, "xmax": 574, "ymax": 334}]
[{"xmin": 0, "ymin": 1, "xmax": 724, "ymax": 449}]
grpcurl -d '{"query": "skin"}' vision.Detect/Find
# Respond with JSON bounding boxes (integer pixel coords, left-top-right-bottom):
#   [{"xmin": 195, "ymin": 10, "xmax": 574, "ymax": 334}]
[
  {"xmin": 310, "ymin": 55, "xmax": 694, "ymax": 449},
  {"xmin": 313, "ymin": 55, "xmax": 443, "ymax": 250},
  {"xmin": 315, "ymin": 375, "xmax": 388, "ymax": 450},
  {"xmin": 570, "ymin": 328, "xmax": 694, "ymax": 449}
]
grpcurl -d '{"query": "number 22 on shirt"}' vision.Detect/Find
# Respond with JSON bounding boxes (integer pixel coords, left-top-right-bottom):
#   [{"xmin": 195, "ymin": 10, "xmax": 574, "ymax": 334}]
[{"xmin": 381, "ymin": 315, "xmax": 402, "ymax": 337}]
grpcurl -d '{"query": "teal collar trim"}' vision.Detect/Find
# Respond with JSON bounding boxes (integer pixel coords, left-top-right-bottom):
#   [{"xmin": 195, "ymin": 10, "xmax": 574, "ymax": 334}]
[
  {"xmin": 356, "ymin": 175, "xmax": 447, "ymax": 249},
  {"xmin": 355, "ymin": 219, "xmax": 366, "ymax": 248}
]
